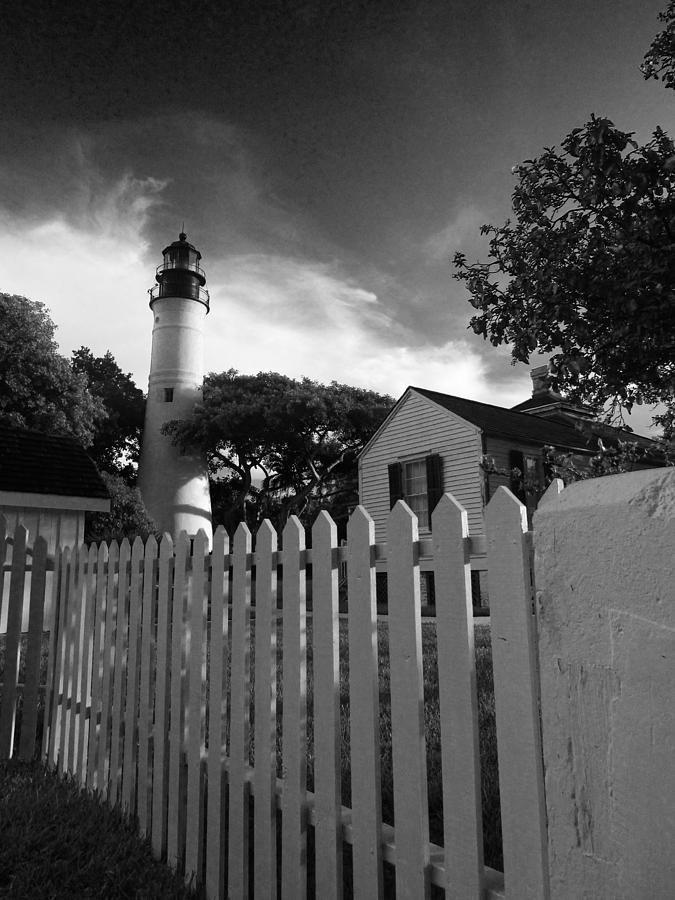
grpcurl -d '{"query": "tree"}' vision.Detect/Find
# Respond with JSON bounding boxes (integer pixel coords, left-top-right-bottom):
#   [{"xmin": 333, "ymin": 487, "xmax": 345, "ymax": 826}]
[
  {"xmin": 85, "ymin": 472, "xmax": 157, "ymax": 545},
  {"xmin": 642, "ymin": 1, "xmax": 675, "ymax": 88},
  {"xmin": 453, "ymin": 115, "xmax": 675, "ymax": 434},
  {"xmin": 0, "ymin": 294, "xmax": 104, "ymax": 445},
  {"xmin": 71, "ymin": 347, "xmax": 145, "ymax": 478},
  {"xmin": 163, "ymin": 370, "xmax": 394, "ymax": 530}
]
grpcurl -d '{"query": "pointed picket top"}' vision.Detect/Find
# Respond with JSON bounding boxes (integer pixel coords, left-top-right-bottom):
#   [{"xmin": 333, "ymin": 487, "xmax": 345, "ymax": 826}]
[
  {"xmin": 119, "ymin": 536, "xmax": 131, "ymax": 558},
  {"xmin": 233, "ymin": 520, "xmax": 252, "ymax": 554},
  {"xmin": 347, "ymin": 503, "xmax": 375, "ymax": 538},
  {"xmin": 538, "ymin": 477, "xmax": 565, "ymax": 509},
  {"xmin": 193, "ymin": 528, "xmax": 209, "ymax": 558},
  {"xmin": 486, "ymin": 485, "xmax": 529, "ymax": 535},
  {"xmin": 282, "ymin": 514, "xmax": 305, "ymax": 552},
  {"xmin": 432, "ymin": 491, "xmax": 469, "ymax": 532},
  {"xmin": 213, "ymin": 523, "xmax": 228, "ymax": 544},
  {"xmin": 255, "ymin": 517, "xmax": 277, "ymax": 551},
  {"xmin": 175, "ymin": 529, "xmax": 191, "ymax": 555},
  {"xmin": 312, "ymin": 508, "xmax": 337, "ymax": 543},
  {"xmin": 159, "ymin": 532, "xmax": 174, "ymax": 558},
  {"xmin": 145, "ymin": 533, "xmax": 158, "ymax": 557},
  {"xmin": 388, "ymin": 497, "xmax": 419, "ymax": 537},
  {"xmin": 132, "ymin": 534, "xmax": 144, "ymax": 556},
  {"xmin": 108, "ymin": 539, "xmax": 120, "ymax": 558}
]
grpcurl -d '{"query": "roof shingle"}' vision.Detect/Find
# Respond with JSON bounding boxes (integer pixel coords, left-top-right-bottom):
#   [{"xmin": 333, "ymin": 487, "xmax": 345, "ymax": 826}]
[{"xmin": 0, "ymin": 425, "xmax": 110, "ymax": 499}]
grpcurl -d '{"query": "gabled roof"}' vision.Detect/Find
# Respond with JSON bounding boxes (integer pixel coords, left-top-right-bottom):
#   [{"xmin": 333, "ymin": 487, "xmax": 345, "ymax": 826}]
[
  {"xmin": 0, "ymin": 425, "xmax": 110, "ymax": 501},
  {"xmin": 409, "ymin": 387, "xmax": 659, "ymax": 454}
]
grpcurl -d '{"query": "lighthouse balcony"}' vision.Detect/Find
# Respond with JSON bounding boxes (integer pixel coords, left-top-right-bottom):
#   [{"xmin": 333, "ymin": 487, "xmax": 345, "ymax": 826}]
[
  {"xmin": 156, "ymin": 260, "xmax": 206, "ymax": 284},
  {"xmin": 148, "ymin": 282, "xmax": 210, "ymax": 310}
]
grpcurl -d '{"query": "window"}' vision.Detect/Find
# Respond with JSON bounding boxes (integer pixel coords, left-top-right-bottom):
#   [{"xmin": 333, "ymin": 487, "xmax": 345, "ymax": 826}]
[
  {"xmin": 404, "ymin": 458, "xmax": 428, "ymax": 524},
  {"xmin": 388, "ymin": 454, "xmax": 443, "ymax": 529},
  {"xmin": 164, "ymin": 388, "xmax": 174, "ymax": 402}
]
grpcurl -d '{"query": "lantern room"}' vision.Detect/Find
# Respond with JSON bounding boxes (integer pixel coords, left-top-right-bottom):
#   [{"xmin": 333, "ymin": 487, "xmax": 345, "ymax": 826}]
[{"xmin": 149, "ymin": 231, "xmax": 210, "ymax": 311}]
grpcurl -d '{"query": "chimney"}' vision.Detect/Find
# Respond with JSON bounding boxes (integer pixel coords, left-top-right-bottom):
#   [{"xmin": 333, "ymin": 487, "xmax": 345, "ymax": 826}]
[{"xmin": 530, "ymin": 365, "xmax": 557, "ymax": 399}]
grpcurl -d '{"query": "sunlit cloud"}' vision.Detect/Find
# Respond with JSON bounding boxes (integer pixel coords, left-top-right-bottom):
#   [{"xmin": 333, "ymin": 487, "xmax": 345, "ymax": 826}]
[
  {"xmin": 205, "ymin": 253, "xmax": 526, "ymax": 405},
  {"xmin": 0, "ymin": 172, "xmax": 165, "ymax": 381}
]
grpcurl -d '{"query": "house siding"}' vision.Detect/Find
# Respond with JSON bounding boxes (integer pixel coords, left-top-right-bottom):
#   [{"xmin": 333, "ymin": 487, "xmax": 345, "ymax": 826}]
[
  {"xmin": 358, "ymin": 389, "xmax": 484, "ymax": 542},
  {"xmin": 0, "ymin": 505, "xmax": 85, "ymax": 633}
]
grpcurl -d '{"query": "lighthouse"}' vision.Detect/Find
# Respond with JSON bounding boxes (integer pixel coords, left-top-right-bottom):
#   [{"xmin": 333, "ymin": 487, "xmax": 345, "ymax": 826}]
[{"xmin": 138, "ymin": 232, "xmax": 213, "ymax": 541}]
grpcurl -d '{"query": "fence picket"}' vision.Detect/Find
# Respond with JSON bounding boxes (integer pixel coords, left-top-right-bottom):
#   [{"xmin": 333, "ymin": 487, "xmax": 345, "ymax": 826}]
[
  {"xmin": 66, "ymin": 545, "xmax": 88, "ymax": 774},
  {"xmin": 486, "ymin": 487, "xmax": 549, "ymax": 900},
  {"xmin": 387, "ymin": 502, "xmax": 430, "ymax": 900},
  {"xmin": 74, "ymin": 543, "xmax": 97, "ymax": 782},
  {"xmin": 122, "ymin": 536, "xmax": 144, "ymax": 814},
  {"xmin": 98, "ymin": 540, "xmax": 120, "ymax": 799},
  {"xmin": 48, "ymin": 545, "xmax": 71, "ymax": 768},
  {"xmin": 431, "ymin": 494, "xmax": 484, "ymax": 898},
  {"xmin": 0, "ymin": 524, "xmax": 27, "ymax": 759},
  {"xmin": 58, "ymin": 548, "xmax": 80, "ymax": 773},
  {"xmin": 347, "ymin": 506, "xmax": 384, "ymax": 900},
  {"xmin": 137, "ymin": 534, "xmax": 158, "ymax": 837},
  {"xmin": 43, "ymin": 545, "xmax": 63, "ymax": 762},
  {"xmin": 185, "ymin": 529, "xmax": 208, "ymax": 884},
  {"xmin": 19, "ymin": 534, "xmax": 48, "ymax": 760},
  {"xmin": 206, "ymin": 525, "xmax": 229, "ymax": 900},
  {"xmin": 228, "ymin": 522, "xmax": 253, "ymax": 898},
  {"xmin": 280, "ymin": 516, "xmax": 308, "ymax": 900},
  {"xmin": 311, "ymin": 510, "xmax": 342, "ymax": 900},
  {"xmin": 0, "ymin": 515, "xmax": 7, "ymax": 631},
  {"xmin": 109, "ymin": 539, "xmax": 131, "ymax": 803},
  {"xmin": 253, "ymin": 519, "xmax": 278, "ymax": 900},
  {"xmin": 152, "ymin": 534, "xmax": 174, "ymax": 860},
  {"xmin": 167, "ymin": 531, "xmax": 189, "ymax": 871},
  {"xmin": 87, "ymin": 542, "xmax": 109, "ymax": 790}
]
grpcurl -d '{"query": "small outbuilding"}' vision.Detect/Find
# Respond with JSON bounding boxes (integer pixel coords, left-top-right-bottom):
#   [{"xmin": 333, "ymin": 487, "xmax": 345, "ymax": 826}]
[{"xmin": 0, "ymin": 425, "xmax": 110, "ymax": 630}]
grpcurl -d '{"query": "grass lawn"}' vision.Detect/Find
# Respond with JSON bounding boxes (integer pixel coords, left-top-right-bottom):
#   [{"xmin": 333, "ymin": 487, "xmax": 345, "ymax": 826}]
[{"xmin": 0, "ymin": 758, "xmax": 202, "ymax": 899}]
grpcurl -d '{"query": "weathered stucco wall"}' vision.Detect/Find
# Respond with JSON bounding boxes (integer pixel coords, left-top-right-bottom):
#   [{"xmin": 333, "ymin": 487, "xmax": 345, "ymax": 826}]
[{"xmin": 534, "ymin": 467, "xmax": 675, "ymax": 900}]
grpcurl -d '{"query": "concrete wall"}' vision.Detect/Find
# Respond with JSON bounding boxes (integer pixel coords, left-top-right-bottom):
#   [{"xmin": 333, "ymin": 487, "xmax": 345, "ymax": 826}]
[{"xmin": 534, "ymin": 467, "xmax": 675, "ymax": 900}]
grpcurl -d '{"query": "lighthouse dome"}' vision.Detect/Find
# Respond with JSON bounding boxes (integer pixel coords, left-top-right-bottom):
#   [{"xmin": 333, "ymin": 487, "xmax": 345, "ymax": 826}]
[{"xmin": 150, "ymin": 231, "xmax": 209, "ymax": 310}]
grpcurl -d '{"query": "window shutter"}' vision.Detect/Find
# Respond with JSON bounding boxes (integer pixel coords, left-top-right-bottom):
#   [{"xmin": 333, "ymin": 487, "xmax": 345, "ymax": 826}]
[
  {"xmin": 388, "ymin": 462, "xmax": 403, "ymax": 509},
  {"xmin": 425, "ymin": 454, "xmax": 443, "ymax": 528},
  {"xmin": 508, "ymin": 449, "xmax": 526, "ymax": 502}
]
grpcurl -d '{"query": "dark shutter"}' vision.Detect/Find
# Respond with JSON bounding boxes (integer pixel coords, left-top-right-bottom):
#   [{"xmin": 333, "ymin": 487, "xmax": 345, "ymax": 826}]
[
  {"xmin": 425, "ymin": 453, "xmax": 443, "ymax": 528},
  {"xmin": 508, "ymin": 449, "xmax": 526, "ymax": 502},
  {"xmin": 388, "ymin": 462, "xmax": 404, "ymax": 509}
]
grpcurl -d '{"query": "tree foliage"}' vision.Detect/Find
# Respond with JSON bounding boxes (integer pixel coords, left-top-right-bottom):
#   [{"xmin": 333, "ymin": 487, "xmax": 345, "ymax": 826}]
[
  {"xmin": 642, "ymin": 1, "xmax": 675, "ymax": 88},
  {"xmin": 163, "ymin": 369, "xmax": 394, "ymax": 529},
  {"xmin": 84, "ymin": 472, "xmax": 157, "ymax": 545},
  {"xmin": 453, "ymin": 116, "xmax": 675, "ymax": 433},
  {"xmin": 71, "ymin": 347, "xmax": 145, "ymax": 477},
  {"xmin": 0, "ymin": 294, "xmax": 105, "ymax": 445}
]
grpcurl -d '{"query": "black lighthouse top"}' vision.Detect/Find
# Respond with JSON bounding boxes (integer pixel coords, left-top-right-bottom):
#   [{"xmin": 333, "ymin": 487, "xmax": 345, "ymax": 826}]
[{"xmin": 149, "ymin": 232, "xmax": 210, "ymax": 311}]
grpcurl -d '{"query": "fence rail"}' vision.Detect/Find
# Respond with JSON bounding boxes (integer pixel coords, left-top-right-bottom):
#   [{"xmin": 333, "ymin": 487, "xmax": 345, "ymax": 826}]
[{"xmin": 0, "ymin": 491, "xmax": 547, "ymax": 899}]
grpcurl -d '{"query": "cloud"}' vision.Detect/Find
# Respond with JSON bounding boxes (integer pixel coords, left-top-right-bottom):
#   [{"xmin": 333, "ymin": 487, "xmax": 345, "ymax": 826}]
[{"xmin": 204, "ymin": 252, "xmax": 526, "ymax": 406}]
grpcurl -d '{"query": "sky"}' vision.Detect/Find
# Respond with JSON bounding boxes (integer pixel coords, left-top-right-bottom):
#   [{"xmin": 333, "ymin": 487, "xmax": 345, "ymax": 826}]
[{"xmin": 0, "ymin": 0, "xmax": 673, "ymax": 434}]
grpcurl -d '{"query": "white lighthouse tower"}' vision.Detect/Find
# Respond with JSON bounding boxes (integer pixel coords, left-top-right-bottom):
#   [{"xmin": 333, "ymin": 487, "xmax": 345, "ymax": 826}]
[{"xmin": 138, "ymin": 232, "xmax": 213, "ymax": 541}]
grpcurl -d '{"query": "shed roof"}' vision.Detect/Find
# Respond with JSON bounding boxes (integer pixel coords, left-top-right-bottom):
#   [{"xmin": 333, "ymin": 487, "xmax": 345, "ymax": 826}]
[
  {"xmin": 410, "ymin": 387, "xmax": 658, "ymax": 454},
  {"xmin": 0, "ymin": 425, "xmax": 110, "ymax": 501}
]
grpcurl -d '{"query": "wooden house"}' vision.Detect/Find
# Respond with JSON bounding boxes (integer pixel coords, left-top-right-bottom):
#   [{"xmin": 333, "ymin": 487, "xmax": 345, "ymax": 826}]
[
  {"xmin": 0, "ymin": 425, "xmax": 110, "ymax": 630},
  {"xmin": 358, "ymin": 369, "xmax": 660, "ymax": 608}
]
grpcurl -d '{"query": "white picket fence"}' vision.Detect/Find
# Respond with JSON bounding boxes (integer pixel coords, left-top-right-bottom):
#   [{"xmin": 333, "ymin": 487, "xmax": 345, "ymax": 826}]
[{"xmin": 0, "ymin": 488, "xmax": 549, "ymax": 900}]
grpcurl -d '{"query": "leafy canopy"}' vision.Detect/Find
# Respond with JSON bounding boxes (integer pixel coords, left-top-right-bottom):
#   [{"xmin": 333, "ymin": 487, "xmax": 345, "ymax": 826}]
[
  {"xmin": 71, "ymin": 347, "xmax": 145, "ymax": 477},
  {"xmin": 163, "ymin": 369, "xmax": 394, "ymax": 529},
  {"xmin": 0, "ymin": 294, "xmax": 105, "ymax": 446},
  {"xmin": 453, "ymin": 115, "xmax": 675, "ymax": 432}
]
